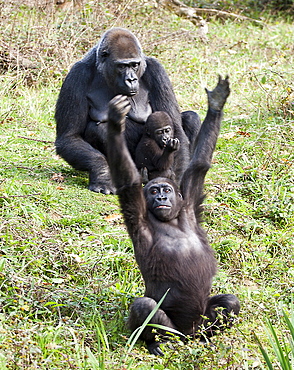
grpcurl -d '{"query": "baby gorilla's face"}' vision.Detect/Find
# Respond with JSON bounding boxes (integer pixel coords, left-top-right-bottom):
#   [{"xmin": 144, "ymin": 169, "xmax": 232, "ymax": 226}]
[{"xmin": 153, "ymin": 125, "xmax": 172, "ymax": 148}]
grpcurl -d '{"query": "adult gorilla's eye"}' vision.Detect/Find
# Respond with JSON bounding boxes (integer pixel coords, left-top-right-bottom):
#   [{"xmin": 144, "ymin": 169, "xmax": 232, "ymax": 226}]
[
  {"xmin": 117, "ymin": 63, "xmax": 126, "ymax": 71},
  {"xmin": 101, "ymin": 50, "xmax": 109, "ymax": 58},
  {"xmin": 131, "ymin": 62, "xmax": 140, "ymax": 71}
]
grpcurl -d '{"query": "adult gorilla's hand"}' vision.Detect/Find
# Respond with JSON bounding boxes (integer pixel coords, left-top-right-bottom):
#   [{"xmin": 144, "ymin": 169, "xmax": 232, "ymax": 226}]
[{"xmin": 108, "ymin": 95, "xmax": 131, "ymax": 132}]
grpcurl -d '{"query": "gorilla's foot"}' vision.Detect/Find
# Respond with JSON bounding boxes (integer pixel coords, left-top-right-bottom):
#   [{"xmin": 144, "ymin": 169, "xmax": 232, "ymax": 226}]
[
  {"xmin": 88, "ymin": 180, "xmax": 115, "ymax": 194},
  {"xmin": 88, "ymin": 169, "xmax": 115, "ymax": 194}
]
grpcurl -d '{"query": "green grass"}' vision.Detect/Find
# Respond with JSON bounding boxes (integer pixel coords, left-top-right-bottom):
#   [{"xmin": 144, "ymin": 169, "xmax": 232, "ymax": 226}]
[
  {"xmin": 0, "ymin": 0, "xmax": 293, "ymax": 368},
  {"xmin": 256, "ymin": 302, "xmax": 294, "ymax": 369}
]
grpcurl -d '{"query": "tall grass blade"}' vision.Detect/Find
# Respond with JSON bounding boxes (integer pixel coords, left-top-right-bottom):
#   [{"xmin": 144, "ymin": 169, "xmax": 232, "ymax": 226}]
[
  {"xmin": 255, "ymin": 333, "xmax": 274, "ymax": 370},
  {"xmin": 125, "ymin": 288, "xmax": 170, "ymax": 353},
  {"xmin": 264, "ymin": 318, "xmax": 291, "ymax": 370},
  {"xmin": 256, "ymin": 302, "xmax": 294, "ymax": 370},
  {"xmin": 86, "ymin": 347, "xmax": 101, "ymax": 369}
]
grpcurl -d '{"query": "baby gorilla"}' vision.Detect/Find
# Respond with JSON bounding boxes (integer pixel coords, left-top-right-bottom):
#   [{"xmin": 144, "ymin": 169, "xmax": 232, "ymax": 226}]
[
  {"xmin": 107, "ymin": 76, "xmax": 240, "ymax": 356},
  {"xmin": 135, "ymin": 111, "xmax": 180, "ymax": 182}
]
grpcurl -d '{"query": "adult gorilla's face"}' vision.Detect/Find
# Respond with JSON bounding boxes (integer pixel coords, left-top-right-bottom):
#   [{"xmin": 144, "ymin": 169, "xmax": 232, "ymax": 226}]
[
  {"xmin": 98, "ymin": 28, "xmax": 146, "ymax": 97},
  {"xmin": 112, "ymin": 58, "xmax": 141, "ymax": 96},
  {"xmin": 144, "ymin": 179, "xmax": 183, "ymax": 222}
]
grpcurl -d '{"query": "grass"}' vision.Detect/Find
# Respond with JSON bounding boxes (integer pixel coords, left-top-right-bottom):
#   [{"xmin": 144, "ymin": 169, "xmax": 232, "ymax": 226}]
[
  {"xmin": 0, "ymin": 0, "xmax": 293, "ymax": 368},
  {"xmin": 256, "ymin": 302, "xmax": 294, "ymax": 370}
]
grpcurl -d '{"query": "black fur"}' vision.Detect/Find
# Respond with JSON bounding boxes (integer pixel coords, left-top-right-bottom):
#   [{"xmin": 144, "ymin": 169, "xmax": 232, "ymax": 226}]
[{"xmin": 107, "ymin": 77, "xmax": 240, "ymax": 355}]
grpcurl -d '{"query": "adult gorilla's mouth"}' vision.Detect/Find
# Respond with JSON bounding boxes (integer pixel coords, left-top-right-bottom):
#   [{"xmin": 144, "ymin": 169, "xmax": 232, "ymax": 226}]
[{"xmin": 156, "ymin": 205, "xmax": 171, "ymax": 209}]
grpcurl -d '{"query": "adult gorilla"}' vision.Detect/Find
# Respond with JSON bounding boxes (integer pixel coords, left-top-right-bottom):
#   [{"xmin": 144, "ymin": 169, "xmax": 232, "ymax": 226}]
[{"xmin": 55, "ymin": 28, "xmax": 199, "ymax": 194}]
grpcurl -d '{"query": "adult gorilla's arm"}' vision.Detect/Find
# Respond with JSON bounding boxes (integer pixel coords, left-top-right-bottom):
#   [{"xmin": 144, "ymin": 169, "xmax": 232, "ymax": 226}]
[
  {"xmin": 55, "ymin": 51, "xmax": 114, "ymax": 193},
  {"xmin": 55, "ymin": 57, "xmax": 95, "ymax": 158},
  {"xmin": 143, "ymin": 58, "xmax": 190, "ymax": 181},
  {"xmin": 107, "ymin": 95, "xmax": 147, "ymax": 232},
  {"xmin": 180, "ymin": 76, "xmax": 230, "ymax": 214}
]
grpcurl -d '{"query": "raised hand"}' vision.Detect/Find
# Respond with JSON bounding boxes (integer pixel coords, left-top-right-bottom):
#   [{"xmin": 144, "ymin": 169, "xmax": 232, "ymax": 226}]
[{"xmin": 205, "ymin": 75, "xmax": 230, "ymax": 111}]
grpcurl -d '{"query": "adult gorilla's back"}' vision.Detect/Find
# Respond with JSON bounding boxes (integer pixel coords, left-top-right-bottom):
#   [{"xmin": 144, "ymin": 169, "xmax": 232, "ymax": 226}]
[{"xmin": 55, "ymin": 28, "xmax": 191, "ymax": 194}]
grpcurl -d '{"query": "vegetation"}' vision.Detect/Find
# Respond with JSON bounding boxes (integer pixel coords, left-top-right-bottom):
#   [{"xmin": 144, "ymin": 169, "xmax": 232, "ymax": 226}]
[
  {"xmin": 0, "ymin": 0, "xmax": 293, "ymax": 368},
  {"xmin": 185, "ymin": 0, "xmax": 294, "ymax": 19}
]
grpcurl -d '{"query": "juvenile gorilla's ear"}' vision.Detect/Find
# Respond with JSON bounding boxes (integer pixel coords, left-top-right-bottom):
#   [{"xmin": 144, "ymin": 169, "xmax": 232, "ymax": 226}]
[{"xmin": 178, "ymin": 192, "xmax": 183, "ymax": 199}]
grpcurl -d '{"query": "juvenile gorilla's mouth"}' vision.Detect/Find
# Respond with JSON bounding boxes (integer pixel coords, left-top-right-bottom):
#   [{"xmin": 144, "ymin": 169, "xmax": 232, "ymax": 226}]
[{"xmin": 156, "ymin": 205, "xmax": 171, "ymax": 209}]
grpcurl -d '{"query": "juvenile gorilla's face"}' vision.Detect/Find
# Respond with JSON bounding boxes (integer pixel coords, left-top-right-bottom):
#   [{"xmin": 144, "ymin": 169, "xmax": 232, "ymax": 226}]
[
  {"xmin": 144, "ymin": 180, "xmax": 183, "ymax": 221},
  {"xmin": 154, "ymin": 125, "xmax": 172, "ymax": 148}
]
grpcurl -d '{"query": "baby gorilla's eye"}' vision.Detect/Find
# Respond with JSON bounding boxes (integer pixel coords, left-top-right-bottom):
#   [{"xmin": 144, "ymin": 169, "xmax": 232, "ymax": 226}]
[{"xmin": 164, "ymin": 187, "xmax": 172, "ymax": 193}]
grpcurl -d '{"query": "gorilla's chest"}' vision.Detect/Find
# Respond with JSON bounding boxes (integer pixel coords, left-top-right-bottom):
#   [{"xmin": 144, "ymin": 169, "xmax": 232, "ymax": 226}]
[
  {"xmin": 138, "ymin": 227, "xmax": 204, "ymax": 285},
  {"xmin": 87, "ymin": 78, "xmax": 152, "ymax": 124},
  {"xmin": 157, "ymin": 228, "xmax": 202, "ymax": 255}
]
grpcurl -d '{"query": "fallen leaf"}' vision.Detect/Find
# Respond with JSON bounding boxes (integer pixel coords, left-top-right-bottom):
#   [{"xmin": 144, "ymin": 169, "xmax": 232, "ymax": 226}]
[
  {"xmin": 222, "ymin": 132, "xmax": 236, "ymax": 139},
  {"xmin": 51, "ymin": 173, "xmax": 65, "ymax": 183},
  {"xmin": 237, "ymin": 130, "xmax": 251, "ymax": 137},
  {"xmin": 104, "ymin": 213, "xmax": 122, "ymax": 222}
]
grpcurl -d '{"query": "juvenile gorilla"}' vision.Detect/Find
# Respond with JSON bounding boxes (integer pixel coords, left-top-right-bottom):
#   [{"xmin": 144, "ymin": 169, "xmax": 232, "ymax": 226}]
[
  {"xmin": 107, "ymin": 76, "xmax": 240, "ymax": 356},
  {"xmin": 55, "ymin": 28, "xmax": 197, "ymax": 194},
  {"xmin": 135, "ymin": 111, "xmax": 179, "ymax": 182}
]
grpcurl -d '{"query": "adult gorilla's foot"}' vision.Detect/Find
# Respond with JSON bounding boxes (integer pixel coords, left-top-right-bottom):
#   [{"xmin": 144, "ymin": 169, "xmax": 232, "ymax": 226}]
[{"xmin": 88, "ymin": 183, "xmax": 115, "ymax": 194}]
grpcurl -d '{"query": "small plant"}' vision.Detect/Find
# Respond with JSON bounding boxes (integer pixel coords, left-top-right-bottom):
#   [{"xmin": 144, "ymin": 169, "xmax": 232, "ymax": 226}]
[{"xmin": 256, "ymin": 301, "xmax": 294, "ymax": 370}]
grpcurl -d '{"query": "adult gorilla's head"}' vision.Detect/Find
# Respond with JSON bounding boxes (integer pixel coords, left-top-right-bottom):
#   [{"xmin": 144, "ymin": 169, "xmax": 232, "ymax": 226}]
[
  {"xmin": 144, "ymin": 177, "xmax": 183, "ymax": 222},
  {"xmin": 96, "ymin": 28, "xmax": 147, "ymax": 96}
]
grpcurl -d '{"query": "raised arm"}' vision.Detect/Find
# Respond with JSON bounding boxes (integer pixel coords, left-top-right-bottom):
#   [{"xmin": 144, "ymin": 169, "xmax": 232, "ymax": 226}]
[
  {"xmin": 181, "ymin": 76, "xmax": 230, "ymax": 209},
  {"xmin": 107, "ymin": 95, "xmax": 147, "ymax": 231}
]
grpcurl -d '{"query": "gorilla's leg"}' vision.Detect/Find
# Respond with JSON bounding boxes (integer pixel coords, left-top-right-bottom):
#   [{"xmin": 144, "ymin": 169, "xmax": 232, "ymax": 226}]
[
  {"xmin": 201, "ymin": 294, "xmax": 240, "ymax": 337},
  {"xmin": 128, "ymin": 297, "xmax": 177, "ymax": 356},
  {"xmin": 55, "ymin": 135, "xmax": 115, "ymax": 194},
  {"xmin": 181, "ymin": 111, "xmax": 201, "ymax": 154}
]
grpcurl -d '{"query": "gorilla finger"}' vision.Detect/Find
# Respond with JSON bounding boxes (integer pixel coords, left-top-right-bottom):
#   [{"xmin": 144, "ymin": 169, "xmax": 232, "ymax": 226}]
[
  {"xmin": 148, "ymin": 343, "xmax": 164, "ymax": 356},
  {"xmin": 115, "ymin": 97, "xmax": 131, "ymax": 111},
  {"xmin": 174, "ymin": 138, "xmax": 180, "ymax": 150},
  {"xmin": 109, "ymin": 94, "xmax": 124, "ymax": 104},
  {"xmin": 109, "ymin": 95, "xmax": 130, "ymax": 110},
  {"xmin": 170, "ymin": 138, "xmax": 180, "ymax": 150},
  {"xmin": 154, "ymin": 346, "xmax": 165, "ymax": 356}
]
